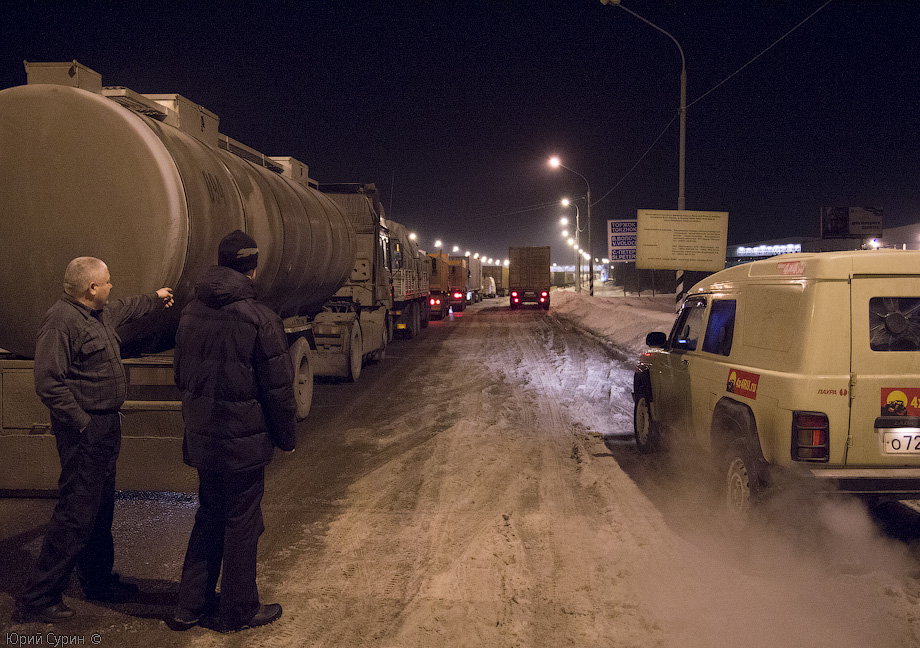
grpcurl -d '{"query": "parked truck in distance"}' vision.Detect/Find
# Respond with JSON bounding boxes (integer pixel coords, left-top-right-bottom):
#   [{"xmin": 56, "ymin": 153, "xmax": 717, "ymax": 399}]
[
  {"xmin": 466, "ymin": 255, "xmax": 482, "ymax": 303},
  {"xmin": 508, "ymin": 246, "xmax": 551, "ymax": 310},
  {"xmin": 483, "ymin": 264, "xmax": 509, "ymax": 297},
  {"xmin": 428, "ymin": 252, "xmax": 451, "ymax": 320},
  {"xmin": 447, "ymin": 257, "xmax": 468, "ymax": 312}
]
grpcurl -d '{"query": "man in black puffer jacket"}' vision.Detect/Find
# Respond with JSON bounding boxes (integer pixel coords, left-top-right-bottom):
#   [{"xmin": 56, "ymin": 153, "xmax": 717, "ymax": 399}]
[{"xmin": 171, "ymin": 230, "xmax": 296, "ymax": 633}]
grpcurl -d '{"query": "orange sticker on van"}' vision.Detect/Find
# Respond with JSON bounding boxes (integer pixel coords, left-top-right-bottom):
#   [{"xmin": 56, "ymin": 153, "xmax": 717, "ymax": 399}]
[
  {"xmin": 727, "ymin": 369, "xmax": 760, "ymax": 400},
  {"xmin": 881, "ymin": 388, "xmax": 920, "ymax": 416}
]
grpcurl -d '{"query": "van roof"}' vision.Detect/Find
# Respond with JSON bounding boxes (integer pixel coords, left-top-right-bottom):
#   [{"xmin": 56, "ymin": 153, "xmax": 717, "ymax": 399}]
[{"xmin": 689, "ymin": 249, "xmax": 920, "ymax": 294}]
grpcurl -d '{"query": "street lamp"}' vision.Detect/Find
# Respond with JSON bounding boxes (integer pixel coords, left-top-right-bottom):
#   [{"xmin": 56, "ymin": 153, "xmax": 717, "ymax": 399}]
[
  {"xmin": 560, "ymin": 197, "xmax": 582, "ymax": 291},
  {"xmin": 601, "ymin": 0, "xmax": 686, "ymax": 210},
  {"xmin": 550, "ymin": 157, "xmax": 593, "ymax": 295}
]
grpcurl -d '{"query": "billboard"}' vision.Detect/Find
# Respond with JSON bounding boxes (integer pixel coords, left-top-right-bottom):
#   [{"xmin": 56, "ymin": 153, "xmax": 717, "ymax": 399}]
[
  {"xmin": 607, "ymin": 220, "xmax": 637, "ymax": 262},
  {"xmin": 636, "ymin": 209, "xmax": 728, "ymax": 272},
  {"xmin": 820, "ymin": 207, "xmax": 882, "ymax": 239}
]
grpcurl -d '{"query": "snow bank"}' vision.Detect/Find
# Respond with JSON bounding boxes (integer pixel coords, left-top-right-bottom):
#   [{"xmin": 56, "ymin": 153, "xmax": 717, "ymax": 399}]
[{"xmin": 550, "ymin": 286, "xmax": 677, "ymax": 357}]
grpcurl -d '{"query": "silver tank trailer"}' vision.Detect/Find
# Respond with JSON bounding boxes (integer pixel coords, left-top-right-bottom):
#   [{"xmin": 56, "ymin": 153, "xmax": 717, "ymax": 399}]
[{"xmin": 0, "ymin": 84, "xmax": 356, "ymax": 357}]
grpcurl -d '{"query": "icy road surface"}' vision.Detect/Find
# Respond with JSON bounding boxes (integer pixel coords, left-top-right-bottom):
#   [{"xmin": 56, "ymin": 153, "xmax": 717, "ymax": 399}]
[{"xmin": 2, "ymin": 290, "xmax": 919, "ymax": 647}]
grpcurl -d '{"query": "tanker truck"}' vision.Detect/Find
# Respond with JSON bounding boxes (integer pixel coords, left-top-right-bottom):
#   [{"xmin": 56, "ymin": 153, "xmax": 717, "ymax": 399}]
[{"xmin": 0, "ymin": 61, "xmax": 399, "ymax": 491}]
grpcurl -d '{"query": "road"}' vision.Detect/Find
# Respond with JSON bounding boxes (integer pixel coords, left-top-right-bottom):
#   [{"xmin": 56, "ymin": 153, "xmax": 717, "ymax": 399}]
[{"xmin": 2, "ymin": 299, "xmax": 920, "ymax": 647}]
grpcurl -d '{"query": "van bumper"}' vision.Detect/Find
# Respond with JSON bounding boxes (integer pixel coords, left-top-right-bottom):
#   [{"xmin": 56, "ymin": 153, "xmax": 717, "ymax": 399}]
[{"xmin": 809, "ymin": 467, "xmax": 920, "ymax": 497}]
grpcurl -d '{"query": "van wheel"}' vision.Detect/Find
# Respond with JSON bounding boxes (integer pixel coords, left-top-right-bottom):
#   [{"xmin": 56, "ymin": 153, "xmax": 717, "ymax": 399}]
[
  {"xmin": 724, "ymin": 439, "xmax": 757, "ymax": 527},
  {"xmin": 633, "ymin": 395, "xmax": 659, "ymax": 453},
  {"xmin": 289, "ymin": 338, "xmax": 313, "ymax": 420}
]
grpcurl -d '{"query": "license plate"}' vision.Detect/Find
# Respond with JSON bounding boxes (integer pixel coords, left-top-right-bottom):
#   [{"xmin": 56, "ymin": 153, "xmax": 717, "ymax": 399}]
[{"xmin": 882, "ymin": 429, "xmax": 920, "ymax": 453}]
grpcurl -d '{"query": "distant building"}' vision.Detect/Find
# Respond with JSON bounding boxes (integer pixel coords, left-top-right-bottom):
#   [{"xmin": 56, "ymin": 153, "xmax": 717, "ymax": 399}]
[{"xmin": 727, "ymin": 222, "xmax": 920, "ymax": 266}]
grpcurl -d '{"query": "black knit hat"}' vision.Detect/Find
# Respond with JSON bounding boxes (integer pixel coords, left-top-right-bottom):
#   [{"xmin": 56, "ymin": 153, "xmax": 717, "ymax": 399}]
[{"xmin": 218, "ymin": 230, "xmax": 259, "ymax": 273}]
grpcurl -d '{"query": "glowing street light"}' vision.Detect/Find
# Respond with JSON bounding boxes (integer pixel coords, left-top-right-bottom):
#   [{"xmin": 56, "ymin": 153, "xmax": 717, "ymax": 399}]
[{"xmin": 435, "ymin": 239, "xmax": 442, "ymax": 248}]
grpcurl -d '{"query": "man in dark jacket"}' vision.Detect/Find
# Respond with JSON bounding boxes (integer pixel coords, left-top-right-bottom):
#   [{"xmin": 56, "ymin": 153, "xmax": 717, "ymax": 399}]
[
  {"xmin": 171, "ymin": 230, "xmax": 296, "ymax": 633},
  {"xmin": 15, "ymin": 257, "xmax": 173, "ymax": 624}
]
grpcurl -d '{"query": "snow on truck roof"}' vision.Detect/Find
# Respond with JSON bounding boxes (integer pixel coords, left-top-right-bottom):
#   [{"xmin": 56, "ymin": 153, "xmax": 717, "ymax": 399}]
[{"xmin": 690, "ymin": 248, "xmax": 920, "ymax": 295}]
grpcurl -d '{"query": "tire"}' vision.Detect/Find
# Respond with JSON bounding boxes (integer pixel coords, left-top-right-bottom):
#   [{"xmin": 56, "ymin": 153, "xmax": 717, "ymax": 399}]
[
  {"xmin": 723, "ymin": 439, "xmax": 757, "ymax": 527},
  {"xmin": 346, "ymin": 321, "xmax": 362, "ymax": 382},
  {"xmin": 407, "ymin": 302, "xmax": 419, "ymax": 339},
  {"xmin": 371, "ymin": 317, "xmax": 388, "ymax": 364},
  {"xmin": 289, "ymin": 337, "xmax": 313, "ymax": 420},
  {"xmin": 633, "ymin": 395, "xmax": 659, "ymax": 453}
]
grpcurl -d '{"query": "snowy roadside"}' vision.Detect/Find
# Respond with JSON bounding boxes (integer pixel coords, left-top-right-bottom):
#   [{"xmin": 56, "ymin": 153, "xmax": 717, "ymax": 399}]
[{"xmin": 549, "ymin": 284, "xmax": 677, "ymax": 358}]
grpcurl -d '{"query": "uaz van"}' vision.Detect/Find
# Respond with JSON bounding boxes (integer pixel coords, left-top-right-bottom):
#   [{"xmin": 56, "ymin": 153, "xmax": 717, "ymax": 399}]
[{"xmin": 633, "ymin": 250, "xmax": 920, "ymax": 520}]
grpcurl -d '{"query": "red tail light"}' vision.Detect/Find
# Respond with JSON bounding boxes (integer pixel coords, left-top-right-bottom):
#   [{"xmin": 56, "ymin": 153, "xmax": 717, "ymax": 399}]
[
  {"xmin": 513, "ymin": 297, "xmax": 519, "ymax": 303},
  {"xmin": 541, "ymin": 291, "xmax": 548, "ymax": 297},
  {"xmin": 539, "ymin": 297, "xmax": 545, "ymax": 303},
  {"xmin": 453, "ymin": 292, "xmax": 463, "ymax": 299},
  {"xmin": 430, "ymin": 298, "xmax": 441, "ymax": 306},
  {"xmin": 791, "ymin": 411, "xmax": 829, "ymax": 462}
]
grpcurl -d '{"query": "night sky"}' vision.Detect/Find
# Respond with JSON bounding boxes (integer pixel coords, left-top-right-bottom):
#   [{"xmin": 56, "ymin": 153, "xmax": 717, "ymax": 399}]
[{"xmin": 2, "ymin": 1, "xmax": 918, "ymax": 265}]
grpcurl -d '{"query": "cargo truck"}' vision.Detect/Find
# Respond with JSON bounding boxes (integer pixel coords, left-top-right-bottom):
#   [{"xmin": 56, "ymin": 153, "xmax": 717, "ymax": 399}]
[
  {"xmin": 483, "ymin": 264, "xmax": 510, "ymax": 297},
  {"xmin": 467, "ymin": 255, "xmax": 482, "ymax": 303},
  {"xmin": 385, "ymin": 218, "xmax": 431, "ymax": 338},
  {"xmin": 508, "ymin": 246, "xmax": 551, "ymax": 310},
  {"xmin": 447, "ymin": 257, "xmax": 469, "ymax": 312},
  {"xmin": 428, "ymin": 252, "xmax": 451, "ymax": 320},
  {"xmin": 0, "ymin": 61, "xmax": 417, "ymax": 491}
]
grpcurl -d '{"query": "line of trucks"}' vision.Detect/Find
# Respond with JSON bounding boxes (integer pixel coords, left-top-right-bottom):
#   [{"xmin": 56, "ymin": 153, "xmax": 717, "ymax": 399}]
[{"xmin": 0, "ymin": 61, "xmax": 505, "ymax": 493}]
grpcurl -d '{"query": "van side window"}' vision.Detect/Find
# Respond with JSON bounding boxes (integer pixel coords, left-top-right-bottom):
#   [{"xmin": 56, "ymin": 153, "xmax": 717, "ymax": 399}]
[
  {"xmin": 870, "ymin": 297, "xmax": 920, "ymax": 351},
  {"xmin": 702, "ymin": 300, "xmax": 736, "ymax": 356},
  {"xmin": 669, "ymin": 297, "xmax": 706, "ymax": 351}
]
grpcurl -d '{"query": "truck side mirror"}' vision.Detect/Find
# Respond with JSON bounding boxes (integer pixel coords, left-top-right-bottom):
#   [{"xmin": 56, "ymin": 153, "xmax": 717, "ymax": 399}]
[{"xmin": 646, "ymin": 331, "xmax": 667, "ymax": 347}]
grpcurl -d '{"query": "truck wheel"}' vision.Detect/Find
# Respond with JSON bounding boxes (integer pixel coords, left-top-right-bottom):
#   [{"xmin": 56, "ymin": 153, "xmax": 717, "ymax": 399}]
[
  {"xmin": 407, "ymin": 302, "xmax": 419, "ymax": 339},
  {"xmin": 347, "ymin": 321, "xmax": 362, "ymax": 382},
  {"xmin": 371, "ymin": 317, "xmax": 388, "ymax": 364},
  {"xmin": 633, "ymin": 395, "xmax": 659, "ymax": 453},
  {"xmin": 289, "ymin": 338, "xmax": 313, "ymax": 420},
  {"xmin": 723, "ymin": 439, "xmax": 757, "ymax": 527}
]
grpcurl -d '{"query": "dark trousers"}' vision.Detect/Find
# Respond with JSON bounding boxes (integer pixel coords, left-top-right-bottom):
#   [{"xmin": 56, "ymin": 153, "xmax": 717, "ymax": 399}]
[
  {"xmin": 18, "ymin": 412, "xmax": 121, "ymax": 608},
  {"xmin": 177, "ymin": 467, "xmax": 265, "ymax": 626}
]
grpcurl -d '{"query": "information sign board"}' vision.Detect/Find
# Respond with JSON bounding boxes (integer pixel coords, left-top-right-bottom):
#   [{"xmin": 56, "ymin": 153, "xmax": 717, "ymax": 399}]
[
  {"xmin": 636, "ymin": 210, "xmax": 728, "ymax": 272},
  {"xmin": 607, "ymin": 220, "xmax": 637, "ymax": 263}
]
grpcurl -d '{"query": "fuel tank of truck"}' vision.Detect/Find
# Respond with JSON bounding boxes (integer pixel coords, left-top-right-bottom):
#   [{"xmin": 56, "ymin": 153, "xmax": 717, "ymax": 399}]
[{"xmin": 0, "ymin": 83, "xmax": 356, "ymax": 357}]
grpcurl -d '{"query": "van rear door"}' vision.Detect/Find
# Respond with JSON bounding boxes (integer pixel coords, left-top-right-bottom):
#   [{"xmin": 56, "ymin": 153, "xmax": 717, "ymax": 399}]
[{"xmin": 847, "ymin": 276, "xmax": 920, "ymax": 468}]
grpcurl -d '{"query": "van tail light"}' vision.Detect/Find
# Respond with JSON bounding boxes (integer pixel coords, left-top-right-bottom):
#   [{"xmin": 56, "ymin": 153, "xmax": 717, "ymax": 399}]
[{"xmin": 791, "ymin": 411, "xmax": 829, "ymax": 462}]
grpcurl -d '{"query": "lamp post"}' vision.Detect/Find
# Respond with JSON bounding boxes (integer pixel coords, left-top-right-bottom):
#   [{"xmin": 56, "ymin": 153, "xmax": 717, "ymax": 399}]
[
  {"xmin": 550, "ymin": 157, "xmax": 593, "ymax": 295},
  {"xmin": 601, "ymin": 0, "xmax": 686, "ymax": 210},
  {"xmin": 561, "ymin": 199, "xmax": 582, "ymax": 291}
]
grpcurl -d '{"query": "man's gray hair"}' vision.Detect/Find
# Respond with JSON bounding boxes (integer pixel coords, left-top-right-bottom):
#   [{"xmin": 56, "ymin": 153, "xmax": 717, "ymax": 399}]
[{"xmin": 63, "ymin": 257, "xmax": 107, "ymax": 297}]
